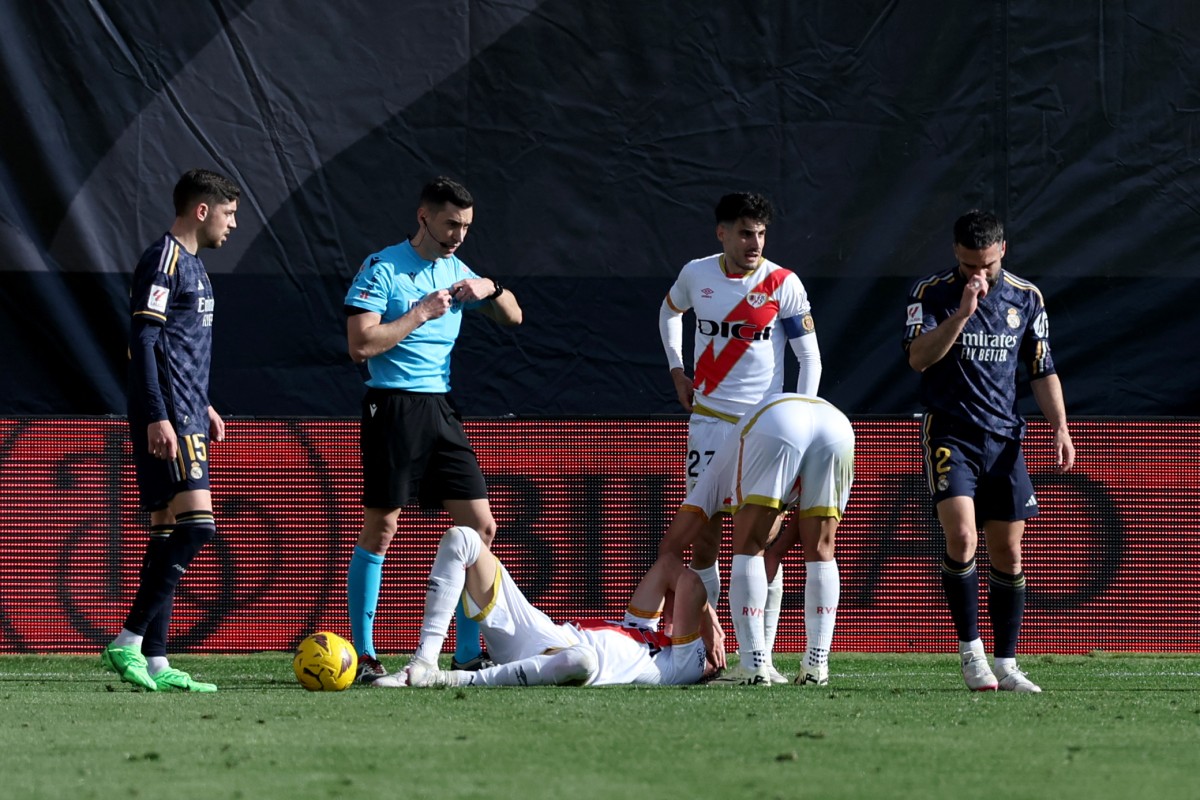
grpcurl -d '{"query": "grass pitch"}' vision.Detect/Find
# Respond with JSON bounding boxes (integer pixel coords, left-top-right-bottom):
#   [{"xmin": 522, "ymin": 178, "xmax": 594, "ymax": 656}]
[{"xmin": 4, "ymin": 652, "xmax": 1199, "ymax": 800}]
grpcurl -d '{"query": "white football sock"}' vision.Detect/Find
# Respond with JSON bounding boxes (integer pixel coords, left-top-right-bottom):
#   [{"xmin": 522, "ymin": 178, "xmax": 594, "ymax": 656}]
[
  {"xmin": 146, "ymin": 656, "xmax": 169, "ymax": 676},
  {"xmin": 413, "ymin": 527, "xmax": 482, "ymax": 665},
  {"xmin": 112, "ymin": 629, "xmax": 143, "ymax": 648},
  {"xmin": 804, "ymin": 560, "xmax": 840, "ymax": 670},
  {"xmin": 959, "ymin": 638, "xmax": 986, "ymax": 656},
  {"xmin": 623, "ymin": 607, "xmax": 661, "ymax": 632},
  {"xmin": 763, "ymin": 563, "xmax": 784, "ymax": 655},
  {"xmin": 691, "ymin": 561, "xmax": 721, "ymax": 607},
  {"xmin": 462, "ymin": 646, "xmax": 598, "ymax": 687},
  {"xmin": 729, "ymin": 554, "xmax": 768, "ymax": 665}
]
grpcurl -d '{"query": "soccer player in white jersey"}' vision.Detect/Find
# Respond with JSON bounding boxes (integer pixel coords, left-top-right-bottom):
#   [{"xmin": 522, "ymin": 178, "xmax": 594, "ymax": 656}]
[
  {"xmin": 658, "ymin": 192, "xmax": 823, "ymax": 683},
  {"xmin": 669, "ymin": 393, "xmax": 854, "ymax": 685},
  {"xmin": 371, "ymin": 527, "xmax": 720, "ymax": 688}
]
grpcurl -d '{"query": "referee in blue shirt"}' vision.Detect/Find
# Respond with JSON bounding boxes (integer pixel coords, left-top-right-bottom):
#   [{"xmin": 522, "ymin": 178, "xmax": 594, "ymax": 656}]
[
  {"xmin": 903, "ymin": 210, "xmax": 1075, "ymax": 693},
  {"xmin": 344, "ymin": 177, "xmax": 522, "ymax": 682}
]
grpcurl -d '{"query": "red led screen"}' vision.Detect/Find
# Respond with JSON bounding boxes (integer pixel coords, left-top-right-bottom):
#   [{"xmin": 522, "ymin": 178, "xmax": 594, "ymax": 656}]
[{"xmin": 1, "ymin": 417, "xmax": 1197, "ymax": 654}]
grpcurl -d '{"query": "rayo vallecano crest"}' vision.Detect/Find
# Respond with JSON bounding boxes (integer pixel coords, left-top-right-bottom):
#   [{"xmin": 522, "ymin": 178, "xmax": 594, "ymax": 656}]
[{"xmin": 746, "ymin": 292, "xmax": 768, "ymax": 308}]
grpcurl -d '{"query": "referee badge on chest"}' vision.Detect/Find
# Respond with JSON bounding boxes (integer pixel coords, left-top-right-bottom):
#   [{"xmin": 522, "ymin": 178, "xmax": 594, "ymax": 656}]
[
  {"xmin": 1006, "ymin": 308, "xmax": 1021, "ymax": 329},
  {"xmin": 746, "ymin": 292, "xmax": 767, "ymax": 308}
]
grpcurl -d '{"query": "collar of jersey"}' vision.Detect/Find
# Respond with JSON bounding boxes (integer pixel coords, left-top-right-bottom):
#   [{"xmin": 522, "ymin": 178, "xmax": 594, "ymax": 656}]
[
  {"xmin": 400, "ymin": 238, "xmax": 442, "ymax": 268},
  {"xmin": 719, "ymin": 254, "xmax": 764, "ymax": 278}
]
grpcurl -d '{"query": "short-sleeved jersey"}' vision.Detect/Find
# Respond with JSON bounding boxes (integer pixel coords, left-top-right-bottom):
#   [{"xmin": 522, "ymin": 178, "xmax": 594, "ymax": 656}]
[
  {"xmin": 902, "ymin": 267, "xmax": 1056, "ymax": 439},
  {"xmin": 570, "ymin": 622, "xmax": 706, "ymax": 686},
  {"xmin": 471, "ymin": 562, "xmax": 704, "ymax": 686},
  {"xmin": 664, "ymin": 254, "xmax": 815, "ymax": 419},
  {"xmin": 344, "ymin": 240, "xmax": 482, "ymax": 392},
  {"xmin": 128, "ymin": 233, "xmax": 214, "ymax": 426}
]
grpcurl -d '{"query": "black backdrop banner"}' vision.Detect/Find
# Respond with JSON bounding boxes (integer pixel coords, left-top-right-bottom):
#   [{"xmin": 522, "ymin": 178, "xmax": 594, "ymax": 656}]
[{"xmin": 1, "ymin": 1, "xmax": 1198, "ymax": 417}]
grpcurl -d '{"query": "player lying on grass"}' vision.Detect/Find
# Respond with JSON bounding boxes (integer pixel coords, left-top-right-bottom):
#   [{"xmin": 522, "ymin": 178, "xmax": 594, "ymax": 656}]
[{"xmin": 372, "ymin": 525, "xmax": 724, "ymax": 687}]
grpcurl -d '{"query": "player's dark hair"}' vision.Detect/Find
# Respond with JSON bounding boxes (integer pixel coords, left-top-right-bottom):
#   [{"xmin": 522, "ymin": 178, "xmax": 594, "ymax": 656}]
[
  {"xmin": 715, "ymin": 192, "xmax": 772, "ymax": 226},
  {"xmin": 173, "ymin": 169, "xmax": 240, "ymax": 216},
  {"xmin": 953, "ymin": 210, "xmax": 1005, "ymax": 250},
  {"xmin": 420, "ymin": 176, "xmax": 474, "ymax": 210}
]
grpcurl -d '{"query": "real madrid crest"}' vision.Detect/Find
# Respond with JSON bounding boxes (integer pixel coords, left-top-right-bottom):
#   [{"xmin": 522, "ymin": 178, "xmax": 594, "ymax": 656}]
[
  {"xmin": 1006, "ymin": 308, "xmax": 1021, "ymax": 329},
  {"xmin": 190, "ymin": 462, "xmax": 203, "ymax": 480}
]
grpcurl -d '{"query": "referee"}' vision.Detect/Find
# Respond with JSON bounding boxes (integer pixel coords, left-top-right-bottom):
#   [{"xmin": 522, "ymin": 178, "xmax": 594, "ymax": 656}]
[{"xmin": 343, "ymin": 177, "xmax": 522, "ymax": 682}]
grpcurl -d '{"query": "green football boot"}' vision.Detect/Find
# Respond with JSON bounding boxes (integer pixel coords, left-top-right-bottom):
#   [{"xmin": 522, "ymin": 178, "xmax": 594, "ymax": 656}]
[
  {"xmin": 152, "ymin": 667, "xmax": 218, "ymax": 693},
  {"xmin": 100, "ymin": 644, "xmax": 158, "ymax": 691}
]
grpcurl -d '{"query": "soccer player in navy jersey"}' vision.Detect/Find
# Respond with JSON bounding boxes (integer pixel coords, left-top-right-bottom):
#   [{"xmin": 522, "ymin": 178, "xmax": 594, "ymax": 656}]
[
  {"xmin": 101, "ymin": 168, "xmax": 240, "ymax": 692},
  {"xmin": 903, "ymin": 210, "xmax": 1075, "ymax": 693},
  {"xmin": 343, "ymin": 177, "xmax": 522, "ymax": 682}
]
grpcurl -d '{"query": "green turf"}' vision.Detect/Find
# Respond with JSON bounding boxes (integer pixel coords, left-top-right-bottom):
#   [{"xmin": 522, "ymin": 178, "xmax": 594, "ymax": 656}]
[{"xmin": 3, "ymin": 652, "xmax": 1199, "ymax": 800}]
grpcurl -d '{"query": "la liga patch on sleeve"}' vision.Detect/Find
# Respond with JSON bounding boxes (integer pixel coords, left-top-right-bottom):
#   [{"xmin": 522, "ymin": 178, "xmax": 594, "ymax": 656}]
[{"xmin": 148, "ymin": 284, "xmax": 170, "ymax": 313}]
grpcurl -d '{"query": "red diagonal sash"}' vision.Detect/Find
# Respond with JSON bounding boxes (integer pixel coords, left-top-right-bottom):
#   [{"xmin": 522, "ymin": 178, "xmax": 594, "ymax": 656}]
[
  {"xmin": 694, "ymin": 268, "xmax": 789, "ymax": 396},
  {"xmin": 570, "ymin": 619, "xmax": 672, "ymax": 650}
]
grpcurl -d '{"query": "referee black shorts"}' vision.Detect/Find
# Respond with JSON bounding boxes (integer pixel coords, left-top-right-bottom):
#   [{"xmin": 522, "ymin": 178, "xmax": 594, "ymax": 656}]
[{"xmin": 360, "ymin": 389, "xmax": 488, "ymax": 510}]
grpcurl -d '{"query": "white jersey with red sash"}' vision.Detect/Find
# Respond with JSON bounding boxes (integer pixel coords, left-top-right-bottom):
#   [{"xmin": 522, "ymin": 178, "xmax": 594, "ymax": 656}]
[
  {"xmin": 664, "ymin": 254, "xmax": 814, "ymax": 419},
  {"xmin": 567, "ymin": 619, "xmax": 704, "ymax": 686},
  {"xmin": 468, "ymin": 563, "xmax": 706, "ymax": 686}
]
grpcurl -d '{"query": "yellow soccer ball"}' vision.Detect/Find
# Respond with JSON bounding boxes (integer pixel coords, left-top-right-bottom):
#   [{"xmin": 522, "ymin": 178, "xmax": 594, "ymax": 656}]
[{"xmin": 293, "ymin": 632, "xmax": 358, "ymax": 691}]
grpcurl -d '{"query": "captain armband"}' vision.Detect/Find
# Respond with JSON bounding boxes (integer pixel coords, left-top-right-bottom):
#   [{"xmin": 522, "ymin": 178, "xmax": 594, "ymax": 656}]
[{"xmin": 780, "ymin": 313, "xmax": 816, "ymax": 338}]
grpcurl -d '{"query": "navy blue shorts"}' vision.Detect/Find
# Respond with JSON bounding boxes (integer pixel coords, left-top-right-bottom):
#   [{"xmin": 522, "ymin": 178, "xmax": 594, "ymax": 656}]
[
  {"xmin": 360, "ymin": 389, "xmax": 488, "ymax": 509},
  {"xmin": 129, "ymin": 416, "xmax": 211, "ymax": 512},
  {"xmin": 920, "ymin": 412, "xmax": 1038, "ymax": 523}
]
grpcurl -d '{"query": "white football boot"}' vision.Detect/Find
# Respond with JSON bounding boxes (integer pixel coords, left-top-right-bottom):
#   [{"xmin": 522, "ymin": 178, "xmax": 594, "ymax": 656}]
[
  {"xmin": 960, "ymin": 648, "xmax": 999, "ymax": 691},
  {"xmin": 765, "ymin": 663, "xmax": 790, "ymax": 685},
  {"xmin": 710, "ymin": 664, "xmax": 772, "ymax": 686},
  {"xmin": 795, "ymin": 664, "xmax": 829, "ymax": 686},
  {"xmin": 371, "ymin": 671, "xmax": 410, "ymax": 688},
  {"xmin": 996, "ymin": 664, "xmax": 1042, "ymax": 693},
  {"xmin": 404, "ymin": 659, "xmax": 456, "ymax": 687}
]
